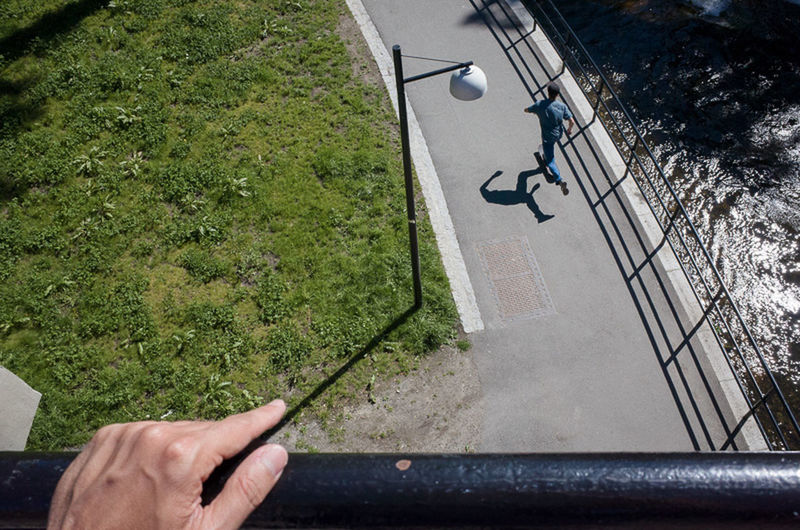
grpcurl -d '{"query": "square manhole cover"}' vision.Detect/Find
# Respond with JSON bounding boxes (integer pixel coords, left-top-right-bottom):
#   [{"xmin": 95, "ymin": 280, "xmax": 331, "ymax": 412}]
[{"xmin": 476, "ymin": 236, "xmax": 555, "ymax": 321}]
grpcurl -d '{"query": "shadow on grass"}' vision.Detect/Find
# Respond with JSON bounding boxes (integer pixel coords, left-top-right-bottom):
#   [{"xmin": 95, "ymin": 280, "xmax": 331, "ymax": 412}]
[
  {"xmin": 0, "ymin": 76, "xmax": 48, "ymax": 198},
  {"xmin": 264, "ymin": 305, "xmax": 418, "ymax": 437},
  {"xmin": 202, "ymin": 305, "xmax": 418, "ymax": 504},
  {"xmin": 0, "ymin": 0, "xmax": 108, "ymax": 64},
  {"xmin": 1, "ymin": 0, "xmax": 108, "ymax": 199}
]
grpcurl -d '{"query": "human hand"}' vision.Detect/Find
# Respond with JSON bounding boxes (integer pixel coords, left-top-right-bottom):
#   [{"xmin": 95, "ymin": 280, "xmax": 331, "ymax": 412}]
[{"xmin": 48, "ymin": 400, "xmax": 288, "ymax": 530}]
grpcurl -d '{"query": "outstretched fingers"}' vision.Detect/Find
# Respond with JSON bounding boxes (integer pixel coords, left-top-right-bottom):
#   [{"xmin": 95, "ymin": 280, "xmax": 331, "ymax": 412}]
[
  {"xmin": 203, "ymin": 444, "xmax": 288, "ymax": 530},
  {"xmin": 204, "ymin": 400, "xmax": 286, "ymax": 460}
]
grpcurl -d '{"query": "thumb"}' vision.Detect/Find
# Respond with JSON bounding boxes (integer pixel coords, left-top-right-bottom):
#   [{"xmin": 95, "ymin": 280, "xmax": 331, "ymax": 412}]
[{"xmin": 203, "ymin": 444, "xmax": 288, "ymax": 530}]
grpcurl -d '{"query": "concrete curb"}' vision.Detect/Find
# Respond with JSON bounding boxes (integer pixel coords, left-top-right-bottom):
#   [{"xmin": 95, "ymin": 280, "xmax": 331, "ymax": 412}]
[
  {"xmin": 501, "ymin": 0, "xmax": 534, "ymax": 32},
  {"xmin": 344, "ymin": 0, "xmax": 484, "ymax": 333},
  {"xmin": 498, "ymin": 0, "xmax": 766, "ymax": 450},
  {"xmin": 0, "ymin": 367, "xmax": 41, "ymax": 450}
]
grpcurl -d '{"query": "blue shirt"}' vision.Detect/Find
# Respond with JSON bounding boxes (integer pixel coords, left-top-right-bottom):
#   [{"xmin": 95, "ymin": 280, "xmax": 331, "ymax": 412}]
[{"xmin": 528, "ymin": 99, "xmax": 573, "ymax": 144}]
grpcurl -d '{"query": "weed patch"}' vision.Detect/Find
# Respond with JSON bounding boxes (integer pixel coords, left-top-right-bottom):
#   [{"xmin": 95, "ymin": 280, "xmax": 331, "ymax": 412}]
[{"xmin": 1, "ymin": 0, "xmax": 458, "ymax": 450}]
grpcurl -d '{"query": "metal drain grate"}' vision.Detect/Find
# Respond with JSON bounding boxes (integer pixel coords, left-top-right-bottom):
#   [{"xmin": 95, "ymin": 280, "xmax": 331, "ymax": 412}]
[{"xmin": 476, "ymin": 236, "xmax": 555, "ymax": 321}]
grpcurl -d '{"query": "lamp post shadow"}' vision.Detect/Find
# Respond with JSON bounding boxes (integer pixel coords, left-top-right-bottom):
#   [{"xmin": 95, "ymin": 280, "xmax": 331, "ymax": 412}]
[
  {"xmin": 202, "ymin": 306, "xmax": 418, "ymax": 505},
  {"xmin": 479, "ymin": 170, "xmax": 555, "ymax": 223}
]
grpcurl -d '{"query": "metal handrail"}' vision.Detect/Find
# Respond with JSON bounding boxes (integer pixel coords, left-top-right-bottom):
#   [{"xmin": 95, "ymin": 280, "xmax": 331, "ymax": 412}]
[
  {"xmin": 516, "ymin": 0, "xmax": 800, "ymax": 449},
  {"xmin": 5, "ymin": 452, "xmax": 800, "ymax": 528}
]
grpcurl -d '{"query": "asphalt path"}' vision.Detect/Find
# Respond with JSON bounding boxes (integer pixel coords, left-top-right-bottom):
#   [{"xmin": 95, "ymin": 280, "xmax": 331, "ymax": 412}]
[{"xmin": 358, "ymin": 0, "xmax": 737, "ymax": 451}]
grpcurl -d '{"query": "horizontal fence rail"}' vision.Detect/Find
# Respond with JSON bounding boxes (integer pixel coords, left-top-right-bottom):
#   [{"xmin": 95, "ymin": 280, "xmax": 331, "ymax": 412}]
[
  {"xmin": 519, "ymin": 0, "xmax": 800, "ymax": 450},
  {"xmin": 3, "ymin": 452, "xmax": 800, "ymax": 528}
]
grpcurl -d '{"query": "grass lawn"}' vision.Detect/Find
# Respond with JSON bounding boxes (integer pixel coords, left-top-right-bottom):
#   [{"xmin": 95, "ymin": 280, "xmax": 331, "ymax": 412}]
[{"xmin": 0, "ymin": 0, "xmax": 458, "ymax": 450}]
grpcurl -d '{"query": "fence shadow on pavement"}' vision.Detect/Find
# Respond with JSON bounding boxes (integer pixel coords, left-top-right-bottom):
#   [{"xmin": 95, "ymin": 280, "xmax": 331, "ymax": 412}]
[{"xmin": 469, "ymin": 0, "xmax": 741, "ymax": 450}]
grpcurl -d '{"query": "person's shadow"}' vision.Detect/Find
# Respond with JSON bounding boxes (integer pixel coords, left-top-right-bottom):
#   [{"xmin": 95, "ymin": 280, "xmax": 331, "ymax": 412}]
[{"xmin": 480, "ymin": 170, "xmax": 554, "ymax": 223}]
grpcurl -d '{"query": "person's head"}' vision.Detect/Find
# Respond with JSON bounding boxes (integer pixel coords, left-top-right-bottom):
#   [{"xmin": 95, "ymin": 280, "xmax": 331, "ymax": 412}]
[{"xmin": 547, "ymin": 82, "xmax": 561, "ymax": 100}]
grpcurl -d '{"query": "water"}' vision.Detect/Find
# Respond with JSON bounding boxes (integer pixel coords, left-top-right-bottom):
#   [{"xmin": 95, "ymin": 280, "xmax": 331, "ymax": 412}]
[{"xmin": 552, "ymin": 0, "xmax": 800, "ymax": 409}]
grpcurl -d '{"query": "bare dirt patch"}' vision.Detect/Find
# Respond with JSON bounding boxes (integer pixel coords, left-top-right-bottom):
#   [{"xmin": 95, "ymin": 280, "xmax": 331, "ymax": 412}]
[
  {"xmin": 275, "ymin": 343, "xmax": 483, "ymax": 452},
  {"xmin": 336, "ymin": 11, "xmax": 384, "ymax": 90}
]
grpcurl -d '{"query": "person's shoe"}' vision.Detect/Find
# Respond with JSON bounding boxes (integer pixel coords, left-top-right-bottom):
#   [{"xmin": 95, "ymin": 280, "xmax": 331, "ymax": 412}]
[{"xmin": 558, "ymin": 180, "xmax": 569, "ymax": 196}]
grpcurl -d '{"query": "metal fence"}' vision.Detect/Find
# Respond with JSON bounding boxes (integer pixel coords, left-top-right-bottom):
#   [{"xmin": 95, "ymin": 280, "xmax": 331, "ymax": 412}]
[{"xmin": 512, "ymin": 0, "xmax": 800, "ymax": 450}]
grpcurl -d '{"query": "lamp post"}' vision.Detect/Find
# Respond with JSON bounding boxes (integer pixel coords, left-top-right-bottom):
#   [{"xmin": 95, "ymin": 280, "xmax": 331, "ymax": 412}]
[{"xmin": 392, "ymin": 44, "xmax": 487, "ymax": 309}]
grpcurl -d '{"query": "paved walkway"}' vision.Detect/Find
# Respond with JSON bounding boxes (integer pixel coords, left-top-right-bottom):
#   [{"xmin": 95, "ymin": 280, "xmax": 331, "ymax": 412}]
[{"xmin": 357, "ymin": 0, "xmax": 750, "ymax": 451}]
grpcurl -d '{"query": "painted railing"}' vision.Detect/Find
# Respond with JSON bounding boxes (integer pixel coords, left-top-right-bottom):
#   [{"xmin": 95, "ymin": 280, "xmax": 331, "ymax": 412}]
[
  {"xmin": 503, "ymin": 0, "xmax": 800, "ymax": 450},
  {"xmin": 3, "ymin": 452, "xmax": 800, "ymax": 528}
]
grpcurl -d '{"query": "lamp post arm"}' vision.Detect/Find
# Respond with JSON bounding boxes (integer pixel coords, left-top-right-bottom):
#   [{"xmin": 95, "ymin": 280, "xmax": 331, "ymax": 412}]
[{"xmin": 403, "ymin": 60, "xmax": 474, "ymax": 84}]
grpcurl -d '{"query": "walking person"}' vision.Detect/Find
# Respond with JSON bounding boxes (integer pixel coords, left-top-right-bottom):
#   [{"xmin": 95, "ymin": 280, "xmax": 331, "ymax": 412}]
[{"xmin": 524, "ymin": 81, "xmax": 575, "ymax": 196}]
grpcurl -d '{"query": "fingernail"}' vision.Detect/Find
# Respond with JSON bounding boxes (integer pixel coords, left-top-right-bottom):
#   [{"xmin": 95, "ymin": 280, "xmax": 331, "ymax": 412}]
[
  {"xmin": 259, "ymin": 444, "xmax": 288, "ymax": 478},
  {"xmin": 267, "ymin": 399, "xmax": 286, "ymax": 410}
]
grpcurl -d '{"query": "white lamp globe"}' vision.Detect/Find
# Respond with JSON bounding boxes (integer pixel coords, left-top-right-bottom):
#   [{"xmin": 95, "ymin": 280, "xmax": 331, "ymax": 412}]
[{"xmin": 449, "ymin": 65, "xmax": 487, "ymax": 101}]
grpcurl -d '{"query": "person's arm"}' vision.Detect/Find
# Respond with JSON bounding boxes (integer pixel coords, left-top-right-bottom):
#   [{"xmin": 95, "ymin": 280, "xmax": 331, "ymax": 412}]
[
  {"xmin": 566, "ymin": 117, "xmax": 575, "ymax": 136},
  {"xmin": 47, "ymin": 400, "xmax": 288, "ymax": 530}
]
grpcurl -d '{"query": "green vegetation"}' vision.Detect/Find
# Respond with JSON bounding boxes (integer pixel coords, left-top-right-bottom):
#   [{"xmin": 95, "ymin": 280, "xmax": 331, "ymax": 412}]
[{"xmin": 0, "ymin": 0, "xmax": 458, "ymax": 449}]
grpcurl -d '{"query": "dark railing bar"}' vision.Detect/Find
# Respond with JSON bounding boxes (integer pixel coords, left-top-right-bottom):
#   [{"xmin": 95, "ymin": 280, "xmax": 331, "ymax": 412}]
[
  {"xmin": 583, "ymin": 69, "xmax": 782, "ymax": 447},
  {"xmin": 573, "ymin": 93, "xmax": 770, "ymax": 451},
  {"xmin": 543, "ymin": 0, "xmax": 706, "ymax": 246},
  {"xmin": 574, "ymin": 0, "xmax": 798, "ymax": 436},
  {"xmin": 706, "ymin": 308, "xmax": 777, "ymax": 449},
  {"xmin": 721, "ymin": 387, "xmax": 779, "ymax": 450},
  {"xmin": 680, "ymin": 266, "xmax": 780, "ymax": 444},
  {"xmin": 714, "ymin": 334, "xmax": 777, "ymax": 450},
  {"xmin": 5, "ymin": 453, "xmax": 800, "ymax": 528},
  {"xmin": 633, "ymin": 208, "xmax": 773, "ymax": 448},
  {"xmin": 594, "ymin": 90, "xmax": 765, "ymax": 387},
  {"xmin": 587, "ymin": 88, "xmax": 672, "ymax": 226},
  {"xmin": 549, "ymin": 11, "xmax": 750, "ymax": 377},
  {"xmin": 593, "ymin": 78, "xmax": 605, "ymax": 111},
  {"xmin": 594, "ymin": 68, "xmax": 792, "ymax": 399},
  {"xmin": 708, "ymin": 294, "xmax": 777, "ymax": 407},
  {"xmin": 540, "ymin": 0, "xmax": 733, "ymax": 239},
  {"xmin": 531, "ymin": 0, "xmax": 798, "ymax": 449},
  {"xmin": 657, "ymin": 239, "xmax": 772, "ymax": 448},
  {"xmin": 663, "ymin": 206, "xmax": 682, "ymax": 236},
  {"xmin": 624, "ymin": 72, "xmax": 793, "ymax": 449},
  {"xmin": 522, "ymin": 0, "xmax": 800, "ymax": 446},
  {"xmin": 534, "ymin": 0, "xmax": 630, "ymax": 124},
  {"xmin": 506, "ymin": 28, "xmax": 536, "ymax": 49},
  {"xmin": 568, "ymin": 51, "xmax": 757, "ymax": 380},
  {"xmin": 483, "ymin": 0, "xmax": 545, "ymax": 100},
  {"xmin": 544, "ymin": 9, "xmax": 597, "ymax": 95},
  {"xmin": 486, "ymin": 0, "xmax": 528, "ymax": 50},
  {"xmin": 573, "ymin": 137, "xmax": 715, "ymax": 450}
]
